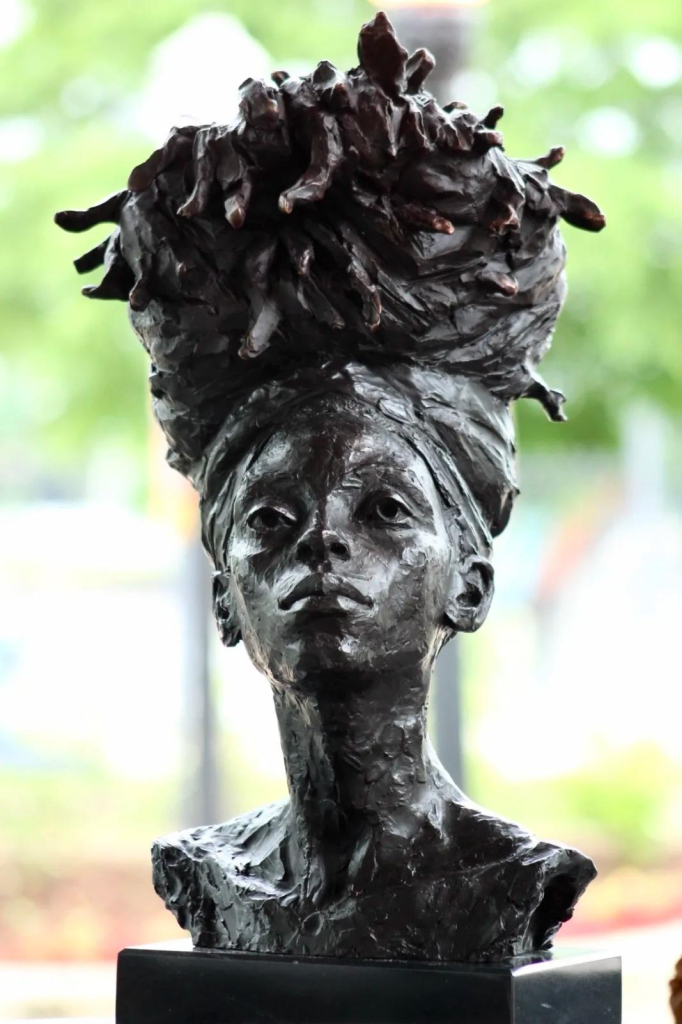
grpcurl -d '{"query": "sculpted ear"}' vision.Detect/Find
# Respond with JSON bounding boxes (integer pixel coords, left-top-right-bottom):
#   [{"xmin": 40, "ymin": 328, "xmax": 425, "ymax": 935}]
[
  {"xmin": 212, "ymin": 572, "xmax": 241, "ymax": 647},
  {"xmin": 445, "ymin": 555, "xmax": 494, "ymax": 634}
]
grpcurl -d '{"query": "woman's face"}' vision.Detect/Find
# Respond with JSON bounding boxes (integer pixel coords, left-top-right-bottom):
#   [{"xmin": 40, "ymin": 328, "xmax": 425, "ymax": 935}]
[{"xmin": 224, "ymin": 402, "xmax": 477, "ymax": 690}]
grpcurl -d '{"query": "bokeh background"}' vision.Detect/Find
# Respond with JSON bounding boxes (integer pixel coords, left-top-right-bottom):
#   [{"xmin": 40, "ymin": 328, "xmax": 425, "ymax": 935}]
[{"xmin": 1, "ymin": 0, "xmax": 681, "ymax": 1020}]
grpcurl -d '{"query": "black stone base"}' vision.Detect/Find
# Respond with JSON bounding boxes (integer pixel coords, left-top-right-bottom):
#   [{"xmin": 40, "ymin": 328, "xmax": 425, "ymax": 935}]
[{"xmin": 115, "ymin": 940, "xmax": 621, "ymax": 1024}]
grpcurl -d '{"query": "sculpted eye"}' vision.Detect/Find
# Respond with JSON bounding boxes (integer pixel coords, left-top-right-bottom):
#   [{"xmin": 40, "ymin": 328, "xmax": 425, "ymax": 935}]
[
  {"xmin": 247, "ymin": 506, "xmax": 295, "ymax": 533},
  {"xmin": 361, "ymin": 494, "xmax": 412, "ymax": 526}
]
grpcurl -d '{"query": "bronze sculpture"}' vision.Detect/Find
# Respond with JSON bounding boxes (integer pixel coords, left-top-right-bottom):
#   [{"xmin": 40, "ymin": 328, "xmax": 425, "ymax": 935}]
[{"xmin": 56, "ymin": 12, "xmax": 605, "ymax": 964}]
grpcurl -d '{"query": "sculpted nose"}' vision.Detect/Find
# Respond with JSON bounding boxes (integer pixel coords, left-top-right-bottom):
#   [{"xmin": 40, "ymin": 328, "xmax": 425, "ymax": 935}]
[{"xmin": 296, "ymin": 527, "xmax": 350, "ymax": 564}]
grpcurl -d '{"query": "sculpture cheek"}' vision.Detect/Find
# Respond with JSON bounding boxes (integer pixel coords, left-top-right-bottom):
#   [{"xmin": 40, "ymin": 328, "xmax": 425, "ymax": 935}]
[
  {"xmin": 401, "ymin": 547, "xmax": 427, "ymax": 570},
  {"xmin": 228, "ymin": 556, "xmax": 268, "ymax": 628}
]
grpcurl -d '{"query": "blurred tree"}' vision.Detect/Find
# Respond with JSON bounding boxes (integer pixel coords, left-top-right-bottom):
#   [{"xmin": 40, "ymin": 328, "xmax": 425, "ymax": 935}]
[
  {"xmin": 0, "ymin": 0, "xmax": 680, "ymax": 487},
  {"xmin": 480, "ymin": 0, "xmax": 682, "ymax": 450}
]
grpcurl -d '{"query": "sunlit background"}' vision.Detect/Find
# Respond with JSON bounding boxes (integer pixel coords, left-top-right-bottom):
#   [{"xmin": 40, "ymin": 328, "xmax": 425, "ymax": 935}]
[{"xmin": 1, "ymin": 0, "xmax": 681, "ymax": 1020}]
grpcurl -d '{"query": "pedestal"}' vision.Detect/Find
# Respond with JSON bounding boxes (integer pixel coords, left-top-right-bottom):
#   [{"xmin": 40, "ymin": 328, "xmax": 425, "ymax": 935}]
[{"xmin": 116, "ymin": 940, "xmax": 621, "ymax": 1024}]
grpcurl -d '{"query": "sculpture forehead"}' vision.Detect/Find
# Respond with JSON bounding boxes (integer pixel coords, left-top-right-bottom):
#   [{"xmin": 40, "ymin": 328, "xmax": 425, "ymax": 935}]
[{"xmin": 238, "ymin": 405, "xmax": 440, "ymax": 501}]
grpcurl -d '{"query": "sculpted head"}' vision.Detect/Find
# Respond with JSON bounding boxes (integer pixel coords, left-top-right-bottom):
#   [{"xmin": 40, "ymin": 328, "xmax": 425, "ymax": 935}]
[
  {"xmin": 207, "ymin": 395, "xmax": 494, "ymax": 690},
  {"xmin": 56, "ymin": 13, "xmax": 604, "ymax": 700}
]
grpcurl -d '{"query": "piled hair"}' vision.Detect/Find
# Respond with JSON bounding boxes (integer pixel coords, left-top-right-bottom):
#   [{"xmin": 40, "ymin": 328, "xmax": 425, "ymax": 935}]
[{"xmin": 55, "ymin": 12, "xmax": 604, "ymax": 487}]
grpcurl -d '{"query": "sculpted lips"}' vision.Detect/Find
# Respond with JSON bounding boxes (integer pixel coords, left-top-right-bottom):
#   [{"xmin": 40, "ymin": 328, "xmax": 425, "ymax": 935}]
[{"xmin": 279, "ymin": 573, "xmax": 373, "ymax": 611}]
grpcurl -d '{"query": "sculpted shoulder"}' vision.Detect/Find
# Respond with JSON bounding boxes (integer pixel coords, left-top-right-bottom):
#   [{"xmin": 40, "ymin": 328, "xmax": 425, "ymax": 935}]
[
  {"xmin": 434, "ymin": 802, "xmax": 597, "ymax": 958},
  {"xmin": 444, "ymin": 801, "xmax": 595, "ymax": 882},
  {"xmin": 152, "ymin": 799, "xmax": 291, "ymax": 892}
]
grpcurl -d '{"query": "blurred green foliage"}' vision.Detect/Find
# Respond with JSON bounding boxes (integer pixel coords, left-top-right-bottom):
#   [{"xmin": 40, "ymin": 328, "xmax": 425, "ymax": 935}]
[
  {"xmin": 1, "ymin": 0, "xmax": 680, "ymax": 484},
  {"xmin": 470, "ymin": 742, "xmax": 681, "ymax": 866}
]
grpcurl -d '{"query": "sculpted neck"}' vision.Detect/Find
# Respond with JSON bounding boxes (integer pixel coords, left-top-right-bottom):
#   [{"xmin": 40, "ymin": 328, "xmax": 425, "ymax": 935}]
[{"xmin": 271, "ymin": 663, "xmax": 465, "ymax": 893}]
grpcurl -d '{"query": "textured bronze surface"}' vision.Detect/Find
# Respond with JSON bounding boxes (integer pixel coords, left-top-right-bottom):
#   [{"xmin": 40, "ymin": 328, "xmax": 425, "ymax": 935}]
[{"xmin": 57, "ymin": 12, "xmax": 604, "ymax": 962}]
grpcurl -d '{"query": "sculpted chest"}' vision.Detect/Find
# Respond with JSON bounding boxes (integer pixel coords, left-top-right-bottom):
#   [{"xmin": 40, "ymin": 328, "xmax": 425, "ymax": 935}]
[{"xmin": 152, "ymin": 802, "xmax": 595, "ymax": 962}]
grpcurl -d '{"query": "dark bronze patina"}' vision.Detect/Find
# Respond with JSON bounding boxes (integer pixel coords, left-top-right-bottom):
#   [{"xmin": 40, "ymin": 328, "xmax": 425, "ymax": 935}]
[{"xmin": 56, "ymin": 12, "xmax": 604, "ymax": 962}]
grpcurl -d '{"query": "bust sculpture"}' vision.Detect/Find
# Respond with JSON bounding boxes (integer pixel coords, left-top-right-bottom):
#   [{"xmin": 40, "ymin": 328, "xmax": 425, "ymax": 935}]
[{"xmin": 57, "ymin": 13, "xmax": 604, "ymax": 964}]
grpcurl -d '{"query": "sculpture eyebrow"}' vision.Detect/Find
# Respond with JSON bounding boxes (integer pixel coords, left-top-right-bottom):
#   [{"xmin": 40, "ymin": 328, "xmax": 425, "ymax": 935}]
[
  {"xmin": 344, "ymin": 458, "xmax": 414, "ymax": 474},
  {"xmin": 232, "ymin": 466, "xmax": 304, "ymax": 510},
  {"xmin": 342, "ymin": 462, "xmax": 434, "ymax": 512},
  {"xmin": 241, "ymin": 469, "xmax": 303, "ymax": 493}
]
